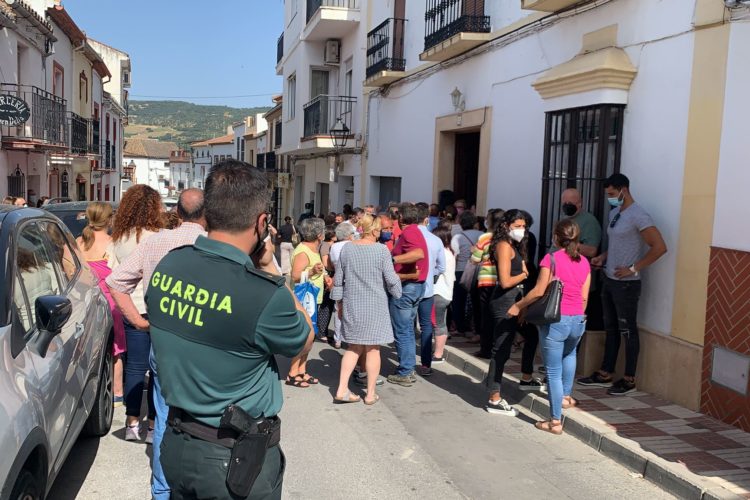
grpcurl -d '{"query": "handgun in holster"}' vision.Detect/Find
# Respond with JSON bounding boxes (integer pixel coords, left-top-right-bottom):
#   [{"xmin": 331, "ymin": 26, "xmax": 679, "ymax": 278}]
[{"xmin": 219, "ymin": 405, "xmax": 276, "ymax": 498}]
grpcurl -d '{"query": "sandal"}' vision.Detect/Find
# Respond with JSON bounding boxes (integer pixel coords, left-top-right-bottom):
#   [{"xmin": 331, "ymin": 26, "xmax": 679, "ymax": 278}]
[
  {"xmin": 333, "ymin": 391, "xmax": 361, "ymax": 404},
  {"xmin": 364, "ymin": 394, "xmax": 380, "ymax": 406},
  {"xmin": 562, "ymin": 397, "xmax": 578, "ymax": 409},
  {"xmin": 301, "ymin": 373, "xmax": 319, "ymax": 385},
  {"xmin": 285, "ymin": 375, "xmax": 310, "ymax": 388},
  {"xmin": 535, "ymin": 420, "xmax": 563, "ymax": 435}
]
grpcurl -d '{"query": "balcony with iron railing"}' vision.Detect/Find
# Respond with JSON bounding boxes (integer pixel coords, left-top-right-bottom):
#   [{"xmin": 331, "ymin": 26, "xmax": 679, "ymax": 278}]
[
  {"xmin": 366, "ymin": 18, "xmax": 407, "ymax": 86},
  {"xmin": 68, "ymin": 112, "xmax": 88, "ymax": 155},
  {"xmin": 304, "ymin": 0, "xmax": 359, "ymax": 41},
  {"xmin": 90, "ymin": 119, "xmax": 100, "ymax": 155},
  {"xmin": 421, "ymin": 0, "xmax": 491, "ymax": 62},
  {"xmin": 0, "ymin": 83, "xmax": 67, "ymax": 148},
  {"xmin": 302, "ymin": 95, "xmax": 356, "ymax": 152},
  {"xmin": 274, "ymin": 121, "xmax": 282, "ymax": 149},
  {"xmin": 105, "ymin": 140, "xmax": 111, "ymax": 170},
  {"xmin": 277, "ymin": 32, "xmax": 284, "ymax": 65}
]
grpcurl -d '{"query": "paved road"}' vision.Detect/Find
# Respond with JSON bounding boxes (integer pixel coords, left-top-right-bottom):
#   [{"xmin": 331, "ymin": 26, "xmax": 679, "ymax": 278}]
[{"xmin": 49, "ymin": 343, "xmax": 673, "ymax": 499}]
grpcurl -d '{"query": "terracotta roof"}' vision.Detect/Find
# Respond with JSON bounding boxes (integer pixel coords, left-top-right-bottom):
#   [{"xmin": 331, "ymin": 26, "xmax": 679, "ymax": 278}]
[
  {"xmin": 47, "ymin": 5, "xmax": 85, "ymax": 45},
  {"xmin": 123, "ymin": 139, "xmax": 179, "ymax": 159},
  {"xmin": 190, "ymin": 133, "xmax": 234, "ymax": 147}
]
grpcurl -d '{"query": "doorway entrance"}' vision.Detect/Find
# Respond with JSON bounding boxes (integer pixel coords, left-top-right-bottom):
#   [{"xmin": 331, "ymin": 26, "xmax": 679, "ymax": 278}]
[
  {"xmin": 316, "ymin": 182, "xmax": 330, "ymax": 216},
  {"xmin": 453, "ymin": 132, "xmax": 480, "ymax": 209}
]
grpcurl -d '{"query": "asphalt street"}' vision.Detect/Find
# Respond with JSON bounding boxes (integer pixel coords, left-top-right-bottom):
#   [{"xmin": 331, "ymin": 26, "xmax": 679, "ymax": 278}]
[{"xmin": 48, "ymin": 343, "xmax": 674, "ymax": 499}]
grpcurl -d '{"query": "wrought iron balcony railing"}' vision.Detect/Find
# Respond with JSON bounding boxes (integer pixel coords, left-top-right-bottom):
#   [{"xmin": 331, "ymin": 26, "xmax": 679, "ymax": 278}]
[
  {"xmin": 306, "ymin": 0, "xmax": 358, "ymax": 23},
  {"xmin": 0, "ymin": 83, "xmax": 67, "ymax": 146},
  {"xmin": 105, "ymin": 140, "xmax": 111, "ymax": 169},
  {"xmin": 68, "ymin": 112, "xmax": 88, "ymax": 155},
  {"xmin": 274, "ymin": 120, "xmax": 282, "ymax": 148},
  {"xmin": 277, "ymin": 32, "xmax": 284, "ymax": 64},
  {"xmin": 110, "ymin": 143, "xmax": 116, "ymax": 170},
  {"xmin": 303, "ymin": 95, "xmax": 356, "ymax": 139},
  {"xmin": 367, "ymin": 18, "xmax": 407, "ymax": 79},
  {"xmin": 90, "ymin": 119, "xmax": 100, "ymax": 154},
  {"xmin": 424, "ymin": 0, "xmax": 491, "ymax": 52}
]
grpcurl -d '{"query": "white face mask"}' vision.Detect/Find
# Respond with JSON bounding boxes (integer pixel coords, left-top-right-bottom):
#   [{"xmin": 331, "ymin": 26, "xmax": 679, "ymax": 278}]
[{"xmin": 509, "ymin": 228, "xmax": 525, "ymax": 243}]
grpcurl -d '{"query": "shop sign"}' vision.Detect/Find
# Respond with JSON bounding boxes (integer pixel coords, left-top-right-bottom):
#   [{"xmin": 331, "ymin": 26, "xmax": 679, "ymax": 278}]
[{"xmin": 0, "ymin": 95, "xmax": 31, "ymax": 126}]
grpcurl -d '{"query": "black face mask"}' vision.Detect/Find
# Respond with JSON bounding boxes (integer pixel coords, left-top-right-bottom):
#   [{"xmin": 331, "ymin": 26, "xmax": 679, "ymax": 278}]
[
  {"xmin": 250, "ymin": 218, "xmax": 269, "ymax": 258},
  {"xmin": 562, "ymin": 203, "xmax": 577, "ymax": 217}
]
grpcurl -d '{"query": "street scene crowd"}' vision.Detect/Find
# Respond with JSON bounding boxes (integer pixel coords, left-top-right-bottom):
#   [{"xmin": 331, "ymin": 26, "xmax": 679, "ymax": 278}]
[{"xmin": 21, "ymin": 158, "xmax": 666, "ymax": 499}]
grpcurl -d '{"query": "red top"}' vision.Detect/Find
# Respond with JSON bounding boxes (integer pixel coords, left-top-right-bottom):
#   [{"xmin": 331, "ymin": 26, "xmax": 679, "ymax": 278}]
[
  {"xmin": 386, "ymin": 219, "xmax": 402, "ymax": 252},
  {"xmin": 392, "ymin": 224, "xmax": 428, "ymax": 282}
]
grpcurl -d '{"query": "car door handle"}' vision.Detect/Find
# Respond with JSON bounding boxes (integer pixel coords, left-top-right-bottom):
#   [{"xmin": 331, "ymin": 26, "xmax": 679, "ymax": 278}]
[{"xmin": 74, "ymin": 323, "xmax": 85, "ymax": 339}]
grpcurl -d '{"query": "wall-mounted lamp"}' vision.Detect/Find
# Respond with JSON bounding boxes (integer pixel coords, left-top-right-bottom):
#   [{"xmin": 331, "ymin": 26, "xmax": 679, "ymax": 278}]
[{"xmin": 451, "ymin": 87, "xmax": 465, "ymax": 113}]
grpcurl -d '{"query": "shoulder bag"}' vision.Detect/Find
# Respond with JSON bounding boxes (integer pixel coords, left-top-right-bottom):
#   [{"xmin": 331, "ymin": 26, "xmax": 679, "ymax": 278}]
[
  {"xmin": 291, "ymin": 224, "xmax": 301, "ymax": 247},
  {"xmin": 524, "ymin": 253, "xmax": 564, "ymax": 326},
  {"xmin": 458, "ymin": 233, "xmax": 480, "ymax": 292}
]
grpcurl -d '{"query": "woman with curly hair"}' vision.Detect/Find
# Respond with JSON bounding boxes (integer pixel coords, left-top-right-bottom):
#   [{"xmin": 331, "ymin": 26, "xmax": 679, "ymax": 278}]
[
  {"xmin": 108, "ymin": 184, "xmax": 164, "ymax": 442},
  {"xmin": 485, "ymin": 209, "xmax": 530, "ymax": 417}
]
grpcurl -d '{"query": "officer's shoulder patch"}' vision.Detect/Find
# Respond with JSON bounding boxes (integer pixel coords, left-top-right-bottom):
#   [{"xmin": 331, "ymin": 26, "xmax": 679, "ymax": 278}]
[{"xmin": 246, "ymin": 267, "xmax": 286, "ymax": 287}]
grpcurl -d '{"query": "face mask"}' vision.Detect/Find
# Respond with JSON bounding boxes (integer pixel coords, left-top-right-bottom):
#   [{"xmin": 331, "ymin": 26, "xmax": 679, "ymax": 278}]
[
  {"xmin": 562, "ymin": 203, "xmax": 577, "ymax": 217},
  {"xmin": 509, "ymin": 228, "xmax": 525, "ymax": 243},
  {"xmin": 607, "ymin": 191, "xmax": 624, "ymax": 207},
  {"xmin": 379, "ymin": 231, "xmax": 392, "ymax": 243}
]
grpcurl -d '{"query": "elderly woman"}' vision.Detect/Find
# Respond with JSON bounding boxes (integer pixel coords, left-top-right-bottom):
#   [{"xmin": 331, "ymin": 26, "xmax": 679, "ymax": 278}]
[
  {"xmin": 287, "ymin": 217, "xmax": 327, "ymax": 388},
  {"xmin": 328, "ymin": 221, "xmax": 357, "ymax": 348}
]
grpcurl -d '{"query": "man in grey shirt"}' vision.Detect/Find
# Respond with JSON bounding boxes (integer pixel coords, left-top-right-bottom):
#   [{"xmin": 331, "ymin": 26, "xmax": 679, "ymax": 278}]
[{"xmin": 578, "ymin": 173, "xmax": 667, "ymax": 395}]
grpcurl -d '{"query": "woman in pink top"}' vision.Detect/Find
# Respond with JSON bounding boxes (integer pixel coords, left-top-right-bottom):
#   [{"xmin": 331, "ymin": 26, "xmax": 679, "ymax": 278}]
[{"xmin": 510, "ymin": 219, "xmax": 591, "ymax": 435}]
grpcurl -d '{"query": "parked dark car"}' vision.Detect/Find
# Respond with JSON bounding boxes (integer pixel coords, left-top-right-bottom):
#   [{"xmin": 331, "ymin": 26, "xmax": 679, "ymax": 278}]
[
  {"xmin": 44, "ymin": 201, "xmax": 119, "ymax": 239},
  {"xmin": 0, "ymin": 206, "xmax": 113, "ymax": 500}
]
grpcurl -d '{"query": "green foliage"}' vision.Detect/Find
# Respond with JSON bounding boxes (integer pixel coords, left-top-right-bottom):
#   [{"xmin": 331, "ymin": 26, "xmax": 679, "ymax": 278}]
[{"xmin": 127, "ymin": 100, "xmax": 270, "ymax": 147}]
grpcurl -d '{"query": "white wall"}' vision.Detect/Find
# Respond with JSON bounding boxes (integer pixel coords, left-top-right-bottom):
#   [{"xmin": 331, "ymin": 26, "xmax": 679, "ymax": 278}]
[
  {"xmin": 713, "ymin": 22, "xmax": 750, "ymax": 253},
  {"xmin": 127, "ymin": 156, "xmax": 169, "ymax": 194},
  {"xmin": 365, "ymin": 0, "xmax": 697, "ymax": 336}
]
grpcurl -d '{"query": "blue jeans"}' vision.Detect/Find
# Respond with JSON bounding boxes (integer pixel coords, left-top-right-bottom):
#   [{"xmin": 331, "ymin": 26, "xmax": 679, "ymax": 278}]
[
  {"xmin": 149, "ymin": 349, "xmax": 169, "ymax": 500},
  {"xmin": 389, "ymin": 281, "xmax": 425, "ymax": 376},
  {"xmin": 124, "ymin": 318, "xmax": 155, "ymax": 419},
  {"xmin": 418, "ymin": 295, "xmax": 435, "ymax": 367},
  {"xmin": 539, "ymin": 315, "xmax": 587, "ymax": 420}
]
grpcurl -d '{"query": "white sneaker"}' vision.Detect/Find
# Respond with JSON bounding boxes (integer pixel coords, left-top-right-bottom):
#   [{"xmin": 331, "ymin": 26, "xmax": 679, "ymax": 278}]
[
  {"xmin": 145, "ymin": 428, "xmax": 154, "ymax": 444},
  {"xmin": 486, "ymin": 399, "xmax": 518, "ymax": 416},
  {"xmin": 125, "ymin": 424, "xmax": 141, "ymax": 441}
]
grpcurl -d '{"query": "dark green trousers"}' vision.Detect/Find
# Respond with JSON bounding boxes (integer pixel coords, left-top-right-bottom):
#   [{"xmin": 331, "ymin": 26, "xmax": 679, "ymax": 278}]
[{"xmin": 161, "ymin": 425, "xmax": 285, "ymax": 499}]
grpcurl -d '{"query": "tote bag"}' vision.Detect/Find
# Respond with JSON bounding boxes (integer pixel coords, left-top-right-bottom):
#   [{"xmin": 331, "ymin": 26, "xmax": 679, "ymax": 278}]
[
  {"xmin": 524, "ymin": 253, "xmax": 563, "ymax": 326},
  {"xmin": 294, "ymin": 271, "xmax": 319, "ymax": 333},
  {"xmin": 291, "ymin": 224, "xmax": 301, "ymax": 247}
]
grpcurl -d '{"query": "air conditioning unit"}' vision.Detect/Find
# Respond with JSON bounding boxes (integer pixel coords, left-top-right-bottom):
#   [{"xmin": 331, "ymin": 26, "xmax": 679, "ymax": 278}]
[{"xmin": 324, "ymin": 40, "xmax": 341, "ymax": 65}]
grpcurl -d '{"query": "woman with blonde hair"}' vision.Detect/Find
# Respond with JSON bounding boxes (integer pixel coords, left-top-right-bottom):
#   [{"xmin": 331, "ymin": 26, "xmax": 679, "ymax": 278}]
[
  {"xmin": 108, "ymin": 184, "xmax": 164, "ymax": 442},
  {"xmin": 76, "ymin": 202, "xmax": 126, "ymax": 406},
  {"xmin": 331, "ymin": 214, "xmax": 402, "ymax": 405}
]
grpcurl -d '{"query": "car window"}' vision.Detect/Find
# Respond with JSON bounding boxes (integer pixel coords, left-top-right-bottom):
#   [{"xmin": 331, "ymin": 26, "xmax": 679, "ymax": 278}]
[
  {"xmin": 13, "ymin": 273, "xmax": 33, "ymax": 333},
  {"xmin": 41, "ymin": 221, "xmax": 81, "ymax": 288},
  {"xmin": 15, "ymin": 223, "xmax": 63, "ymax": 334}
]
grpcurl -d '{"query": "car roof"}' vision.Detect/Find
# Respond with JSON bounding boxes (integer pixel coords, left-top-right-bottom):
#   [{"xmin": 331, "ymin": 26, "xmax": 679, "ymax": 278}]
[{"xmin": 44, "ymin": 201, "xmax": 119, "ymax": 212}]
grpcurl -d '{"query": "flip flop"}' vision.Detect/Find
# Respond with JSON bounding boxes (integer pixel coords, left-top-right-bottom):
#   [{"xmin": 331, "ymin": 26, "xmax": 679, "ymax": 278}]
[
  {"xmin": 333, "ymin": 391, "xmax": 361, "ymax": 404},
  {"xmin": 364, "ymin": 395, "xmax": 380, "ymax": 406},
  {"xmin": 562, "ymin": 397, "xmax": 578, "ymax": 409}
]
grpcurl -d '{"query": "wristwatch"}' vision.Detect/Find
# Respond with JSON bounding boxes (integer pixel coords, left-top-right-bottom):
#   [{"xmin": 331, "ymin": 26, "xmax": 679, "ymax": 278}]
[{"xmin": 629, "ymin": 264, "xmax": 639, "ymax": 277}]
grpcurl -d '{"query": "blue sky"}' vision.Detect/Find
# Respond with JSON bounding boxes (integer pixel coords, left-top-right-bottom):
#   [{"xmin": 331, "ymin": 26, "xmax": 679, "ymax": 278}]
[{"xmin": 64, "ymin": 0, "xmax": 284, "ymax": 109}]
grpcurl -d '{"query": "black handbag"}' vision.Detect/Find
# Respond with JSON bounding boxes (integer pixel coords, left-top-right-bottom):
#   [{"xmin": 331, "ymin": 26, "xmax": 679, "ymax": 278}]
[{"xmin": 525, "ymin": 253, "xmax": 563, "ymax": 325}]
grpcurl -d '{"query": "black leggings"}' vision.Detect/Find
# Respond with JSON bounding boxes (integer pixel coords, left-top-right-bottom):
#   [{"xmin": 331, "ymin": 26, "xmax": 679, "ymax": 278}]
[
  {"xmin": 487, "ymin": 288, "xmax": 522, "ymax": 393},
  {"xmin": 317, "ymin": 290, "xmax": 335, "ymax": 337},
  {"xmin": 518, "ymin": 322, "xmax": 540, "ymax": 376}
]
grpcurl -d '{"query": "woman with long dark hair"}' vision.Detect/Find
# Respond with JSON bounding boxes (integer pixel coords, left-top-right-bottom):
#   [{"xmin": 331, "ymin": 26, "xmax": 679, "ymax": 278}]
[
  {"xmin": 485, "ymin": 209, "xmax": 529, "ymax": 416},
  {"xmin": 108, "ymin": 184, "xmax": 165, "ymax": 441},
  {"xmin": 510, "ymin": 219, "xmax": 591, "ymax": 434}
]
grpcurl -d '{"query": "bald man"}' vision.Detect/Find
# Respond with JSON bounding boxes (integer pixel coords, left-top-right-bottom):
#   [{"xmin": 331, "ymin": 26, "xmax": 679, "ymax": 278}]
[{"xmin": 560, "ymin": 188, "xmax": 601, "ymax": 258}]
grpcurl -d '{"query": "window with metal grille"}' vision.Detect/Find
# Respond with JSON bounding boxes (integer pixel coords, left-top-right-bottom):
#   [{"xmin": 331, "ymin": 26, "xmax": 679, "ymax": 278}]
[{"xmin": 538, "ymin": 104, "xmax": 624, "ymax": 261}]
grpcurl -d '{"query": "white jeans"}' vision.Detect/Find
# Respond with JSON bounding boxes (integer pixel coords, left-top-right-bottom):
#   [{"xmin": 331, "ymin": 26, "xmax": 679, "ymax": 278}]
[{"xmin": 280, "ymin": 242, "xmax": 294, "ymax": 275}]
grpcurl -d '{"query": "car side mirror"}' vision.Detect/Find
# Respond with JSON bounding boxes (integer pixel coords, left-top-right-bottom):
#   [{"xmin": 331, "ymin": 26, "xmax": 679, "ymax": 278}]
[{"xmin": 32, "ymin": 296, "xmax": 72, "ymax": 358}]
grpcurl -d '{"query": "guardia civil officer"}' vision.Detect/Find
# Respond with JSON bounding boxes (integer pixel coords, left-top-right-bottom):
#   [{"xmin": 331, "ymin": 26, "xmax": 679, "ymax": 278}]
[{"xmin": 147, "ymin": 159, "xmax": 313, "ymax": 499}]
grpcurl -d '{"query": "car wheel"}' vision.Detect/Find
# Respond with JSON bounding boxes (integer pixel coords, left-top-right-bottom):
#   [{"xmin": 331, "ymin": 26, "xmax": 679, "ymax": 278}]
[
  {"xmin": 82, "ymin": 339, "xmax": 114, "ymax": 437},
  {"xmin": 10, "ymin": 469, "xmax": 42, "ymax": 500}
]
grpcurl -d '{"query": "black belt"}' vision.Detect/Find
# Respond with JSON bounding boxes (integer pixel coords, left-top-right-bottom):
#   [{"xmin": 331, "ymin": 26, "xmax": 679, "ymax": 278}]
[{"xmin": 168, "ymin": 408, "xmax": 281, "ymax": 449}]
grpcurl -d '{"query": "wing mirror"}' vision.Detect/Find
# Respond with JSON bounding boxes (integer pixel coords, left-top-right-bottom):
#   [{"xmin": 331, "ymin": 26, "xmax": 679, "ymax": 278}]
[{"xmin": 32, "ymin": 296, "xmax": 72, "ymax": 357}]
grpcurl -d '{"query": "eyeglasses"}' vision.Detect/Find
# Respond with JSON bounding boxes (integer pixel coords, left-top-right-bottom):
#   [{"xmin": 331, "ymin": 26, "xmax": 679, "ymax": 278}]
[{"xmin": 609, "ymin": 213, "xmax": 621, "ymax": 228}]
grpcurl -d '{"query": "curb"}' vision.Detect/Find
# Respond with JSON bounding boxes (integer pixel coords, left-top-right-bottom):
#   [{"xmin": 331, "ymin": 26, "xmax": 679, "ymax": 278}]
[{"xmin": 442, "ymin": 345, "xmax": 743, "ymax": 500}]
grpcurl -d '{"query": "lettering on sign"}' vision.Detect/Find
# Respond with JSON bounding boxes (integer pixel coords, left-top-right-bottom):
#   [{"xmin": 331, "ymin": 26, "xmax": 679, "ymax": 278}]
[
  {"xmin": 0, "ymin": 95, "xmax": 31, "ymax": 126},
  {"xmin": 151, "ymin": 271, "xmax": 233, "ymax": 327}
]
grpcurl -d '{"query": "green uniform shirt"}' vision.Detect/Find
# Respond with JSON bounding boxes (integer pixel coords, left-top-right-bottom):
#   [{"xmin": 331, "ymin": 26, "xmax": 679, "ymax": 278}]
[
  {"xmin": 572, "ymin": 210, "xmax": 602, "ymax": 250},
  {"xmin": 147, "ymin": 236, "xmax": 309, "ymax": 427}
]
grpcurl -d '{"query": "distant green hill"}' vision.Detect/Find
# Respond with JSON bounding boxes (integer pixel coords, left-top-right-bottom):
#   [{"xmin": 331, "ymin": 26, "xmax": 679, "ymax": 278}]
[{"xmin": 126, "ymin": 100, "xmax": 270, "ymax": 148}]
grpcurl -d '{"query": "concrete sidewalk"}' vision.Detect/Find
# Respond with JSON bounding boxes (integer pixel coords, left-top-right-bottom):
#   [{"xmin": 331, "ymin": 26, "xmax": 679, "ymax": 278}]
[{"xmin": 441, "ymin": 339, "xmax": 750, "ymax": 500}]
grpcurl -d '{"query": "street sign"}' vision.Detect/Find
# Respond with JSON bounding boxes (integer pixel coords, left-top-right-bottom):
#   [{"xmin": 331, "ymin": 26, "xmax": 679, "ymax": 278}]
[{"xmin": 0, "ymin": 95, "xmax": 31, "ymax": 126}]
